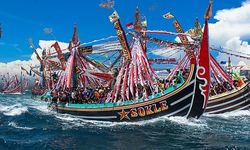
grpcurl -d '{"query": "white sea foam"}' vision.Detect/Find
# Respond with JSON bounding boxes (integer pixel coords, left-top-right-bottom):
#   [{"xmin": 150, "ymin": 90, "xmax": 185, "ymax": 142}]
[
  {"xmin": 55, "ymin": 114, "xmax": 83, "ymax": 122},
  {"xmin": 30, "ymin": 105, "xmax": 51, "ymax": 114},
  {"xmin": 55, "ymin": 113, "xmax": 164, "ymax": 128},
  {"xmin": 0, "ymin": 104, "xmax": 9, "ymax": 112},
  {"xmin": 8, "ymin": 121, "xmax": 34, "ymax": 130},
  {"xmin": 21, "ymin": 99, "xmax": 52, "ymax": 114},
  {"xmin": 0, "ymin": 104, "xmax": 28, "ymax": 116},
  {"xmin": 166, "ymin": 116, "xmax": 207, "ymax": 127},
  {"xmin": 54, "ymin": 113, "xmax": 207, "ymax": 128},
  {"xmin": 204, "ymin": 109, "xmax": 250, "ymax": 119},
  {"xmin": 55, "ymin": 113, "xmax": 153, "ymax": 128},
  {"xmin": 6, "ymin": 92, "xmax": 23, "ymax": 95}
]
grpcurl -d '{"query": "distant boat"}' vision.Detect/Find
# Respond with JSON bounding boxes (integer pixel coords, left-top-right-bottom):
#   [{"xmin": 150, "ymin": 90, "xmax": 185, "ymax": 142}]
[
  {"xmin": 207, "ymin": 83, "xmax": 250, "ymax": 114},
  {"xmin": 206, "ymin": 56, "xmax": 250, "ymax": 114},
  {"xmin": 2, "ymin": 75, "xmax": 27, "ymax": 95}
]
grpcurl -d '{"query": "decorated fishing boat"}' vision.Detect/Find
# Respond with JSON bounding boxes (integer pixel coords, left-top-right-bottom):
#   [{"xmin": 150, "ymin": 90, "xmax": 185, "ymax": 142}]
[
  {"xmin": 0, "ymin": 74, "xmax": 9, "ymax": 92},
  {"xmin": 28, "ymin": 40, "xmax": 48, "ymax": 99},
  {"xmin": 31, "ymin": 79, "xmax": 47, "ymax": 100},
  {"xmin": 2, "ymin": 73, "xmax": 28, "ymax": 94},
  {"xmin": 49, "ymin": 2, "xmax": 212, "ymax": 121},
  {"xmin": 160, "ymin": 10, "xmax": 250, "ymax": 114},
  {"xmin": 206, "ymin": 83, "xmax": 250, "ymax": 114},
  {"xmin": 29, "ymin": 39, "xmax": 66, "ymax": 100},
  {"xmin": 205, "ymin": 55, "xmax": 250, "ymax": 114}
]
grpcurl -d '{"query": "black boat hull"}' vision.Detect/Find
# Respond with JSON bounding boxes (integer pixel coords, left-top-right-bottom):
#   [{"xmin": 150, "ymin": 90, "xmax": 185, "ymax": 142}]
[
  {"xmin": 55, "ymin": 64, "xmax": 208, "ymax": 122},
  {"xmin": 56, "ymin": 80, "xmax": 195, "ymax": 121},
  {"xmin": 206, "ymin": 82, "xmax": 250, "ymax": 114}
]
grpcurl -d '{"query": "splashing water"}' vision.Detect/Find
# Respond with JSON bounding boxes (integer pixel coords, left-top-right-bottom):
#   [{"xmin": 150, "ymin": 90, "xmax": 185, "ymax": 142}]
[
  {"xmin": 204, "ymin": 110, "xmax": 250, "ymax": 119},
  {"xmin": 8, "ymin": 121, "xmax": 34, "ymax": 130},
  {"xmin": 0, "ymin": 103, "xmax": 28, "ymax": 116},
  {"xmin": 0, "ymin": 93, "xmax": 249, "ymax": 150}
]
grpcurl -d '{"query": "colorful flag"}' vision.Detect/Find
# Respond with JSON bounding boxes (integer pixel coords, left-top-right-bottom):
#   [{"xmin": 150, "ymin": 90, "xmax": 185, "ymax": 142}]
[
  {"xmin": 204, "ymin": 0, "xmax": 212, "ymax": 20},
  {"xmin": 51, "ymin": 41, "xmax": 66, "ymax": 69},
  {"xmin": 43, "ymin": 27, "xmax": 53, "ymax": 35},
  {"xmin": 72, "ymin": 24, "xmax": 80, "ymax": 45},
  {"xmin": 141, "ymin": 20, "xmax": 147, "ymax": 28},
  {"xmin": 109, "ymin": 11, "xmax": 119, "ymax": 23},
  {"xmin": 75, "ymin": 66, "xmax": 81, "ymax": 74},
  {"xmin": 220, "ymin": 61, "xmax": 227, "ymax": 64},
  {"xmin": 163, "ymin": 12, "xmax": 174, "ymax": 19},
  {"xmin": 99, "ymin": 0, "xmax": 114, "ymax": 9},
  {"xmin": 126, "ymin": 22, "xmax": 134, "ymax": 30}
]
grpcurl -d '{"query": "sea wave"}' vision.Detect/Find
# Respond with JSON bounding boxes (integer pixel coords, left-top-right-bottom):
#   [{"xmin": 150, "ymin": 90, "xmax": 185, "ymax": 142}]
[
  {"xmin": 204, "ymin": 109, "xmax": 250, "ymax": 119},
  {"xmin": 8, "ymin": 121, "xmax": 34, "ymax": 130},
  {"xmin": 30, "ymin": 105, "xmax": 51, "ymax": 114},
  {"xmin": 54, "ymin": 113, "xmax": 164, "ymax": 128},
  {"xmin": 55, "ymin": 113, "xmax": 167, "ymax": 128},
  {"xmin": 166, "ymin": 116, "xmax": 207, "ymax": 127},
  {"xmin": 54, "ymin": 113, "xmax": 207, "ymax": 128},
  {"xmin": 0, "ymin": 103, "xmax": 28, "ymax": 116}
]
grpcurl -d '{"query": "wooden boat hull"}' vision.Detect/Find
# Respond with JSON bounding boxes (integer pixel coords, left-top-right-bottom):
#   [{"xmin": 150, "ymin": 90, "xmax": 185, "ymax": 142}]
[
  {"xmin": 206, "ymin": 82, "xmax": 250, "ymax": 114},
  {"xmin": 54, "ymin": 64, "xmax": 208, "ymax": 122},
  {"xmin": 56, "ymin": 81, "xmax": 194, "ymax": 121},
  {"xmin": 32, "ymin": 89, "xmax": 45, "ymax": 96}
]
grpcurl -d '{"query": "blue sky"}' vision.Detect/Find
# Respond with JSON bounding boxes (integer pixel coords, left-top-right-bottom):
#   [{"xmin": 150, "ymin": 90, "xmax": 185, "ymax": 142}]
[{"xmin": 0, "ymin": 0, "xmax": 244, "ymax": 62}]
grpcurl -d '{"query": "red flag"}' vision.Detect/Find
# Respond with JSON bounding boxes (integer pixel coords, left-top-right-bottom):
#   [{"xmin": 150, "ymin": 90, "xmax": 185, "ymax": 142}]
[
  {"xmin": 130, "ymin": 65, "xmax": 135, "ymax": 97},
  {"xmin": 126, "ymin": 22, "xmax": 134, "ymax": 30},
  {"xmin": 122, "ymin": 66, "xmax": 129, "ymax": 100},
  {"xmin": 197, "ymin": 20, "xmax": 210, "ymax": 108},
  {"xmin": 89, "ymin": 72, "xmax": 113, "ymax": 81},
  {"xmin": 71, "ymin": 24, "xmax": 80, "ymax": 46},
  {"xmin": 51, "ymin": 42, "xmax": 66, "ymax": 69},
  {"xmin": 205, "ymin": 0, "xmax": 212, "ymax": 20}
]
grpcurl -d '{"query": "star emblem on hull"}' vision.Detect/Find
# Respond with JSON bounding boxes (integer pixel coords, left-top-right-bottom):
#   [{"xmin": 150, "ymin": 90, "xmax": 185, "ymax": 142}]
[{"xmin": 118, "ymin": 109, "xmax": 130, "ymax": 120}]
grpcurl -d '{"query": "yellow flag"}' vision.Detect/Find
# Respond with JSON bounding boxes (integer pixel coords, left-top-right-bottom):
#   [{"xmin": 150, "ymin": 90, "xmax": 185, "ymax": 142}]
[
  {"xmin": 163, "ymin": 12, "xmax": 174, "ymax": 19},
  {"xmin": 141, "ymin": 20, "xmax": 147, "ymax": 28},
  {"xmin": 109, "ymin": 11, "xmax": 119, "ymax": 23}
]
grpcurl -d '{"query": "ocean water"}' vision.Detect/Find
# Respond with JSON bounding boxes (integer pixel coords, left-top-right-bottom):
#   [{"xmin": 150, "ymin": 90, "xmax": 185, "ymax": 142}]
[{"xmin": 0, "ymin": 93, "xmax": 249, "ymax": 150}]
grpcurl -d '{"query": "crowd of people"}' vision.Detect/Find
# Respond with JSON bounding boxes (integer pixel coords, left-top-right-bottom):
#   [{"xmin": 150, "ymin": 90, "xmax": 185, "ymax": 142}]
[
  {"xmin": 49, "ymin": 68, "xmax": 190, "ymax": 104},
  {"xmin": 210, "ymin": 81, "xmax": 232, "ymax": 96},
  {"xmin": 158, "ymin": 69, "xmax": 188, "ymax": 92},
  {"xmin": 49, "ymin": 67, "xmax": 248, "ymax": 102},
  {"xmin": 209, "ymin": 79, "xmax": 245, "ymax": 96},
  {"xmin": 51, "ymin": 86, "xmax": 112, "ymax": 104}
]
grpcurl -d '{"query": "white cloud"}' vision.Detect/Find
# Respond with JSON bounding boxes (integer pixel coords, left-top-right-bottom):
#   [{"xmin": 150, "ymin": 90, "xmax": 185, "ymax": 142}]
[
  {"xmin": 2, "ymin": 1, "xmax": 250, "ymax": 76},
  {"xmin": 0, "ymin": 40, "xmax": 69, "ymax": 76},
  {"xmin": 209, "ymin": 0, "xmax": 250, "ymax": 65},
  {"xmin": 150, "ymin": 1, "xmax": 250, "ymax": 67},
  {"xmin": 0, "ymin": 60, "xmax": 34, "ymax": 76}
]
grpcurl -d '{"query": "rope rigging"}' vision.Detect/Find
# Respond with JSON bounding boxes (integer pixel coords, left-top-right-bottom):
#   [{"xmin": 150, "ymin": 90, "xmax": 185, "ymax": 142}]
[{"xmin": 210, "ymin": 46, "xmax": 250, "ymax": 60}]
